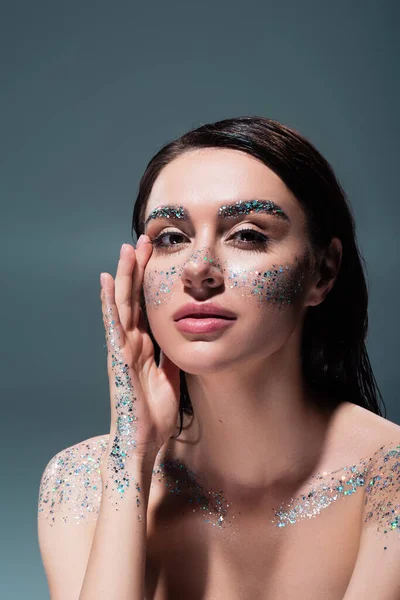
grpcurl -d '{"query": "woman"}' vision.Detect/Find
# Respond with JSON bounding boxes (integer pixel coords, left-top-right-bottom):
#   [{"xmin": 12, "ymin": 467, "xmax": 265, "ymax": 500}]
[{"xmin": 38, "ymin": 116, "xmax": 400, "ymax": 599}]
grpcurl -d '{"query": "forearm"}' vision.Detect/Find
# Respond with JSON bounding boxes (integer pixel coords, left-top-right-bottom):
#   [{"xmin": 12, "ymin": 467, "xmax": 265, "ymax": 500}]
[{"xmin": 79, "ymin": 459, "xmax": 154, "ymax": 600}]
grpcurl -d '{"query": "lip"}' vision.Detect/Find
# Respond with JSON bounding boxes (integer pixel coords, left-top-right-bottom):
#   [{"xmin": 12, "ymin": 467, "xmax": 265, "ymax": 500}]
[
  {"xmin": 173, "ymin": 302, "xmax": 237, "ymax": 321},
  {"xmin": 174, "ymin": 317, "xmax": 235, "ymax": 334}
]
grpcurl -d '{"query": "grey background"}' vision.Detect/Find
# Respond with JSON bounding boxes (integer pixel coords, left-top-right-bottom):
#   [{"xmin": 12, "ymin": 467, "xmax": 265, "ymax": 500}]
[{"xmin": 1, "ymin": 1, "xmax": 399, "ymax": 598}]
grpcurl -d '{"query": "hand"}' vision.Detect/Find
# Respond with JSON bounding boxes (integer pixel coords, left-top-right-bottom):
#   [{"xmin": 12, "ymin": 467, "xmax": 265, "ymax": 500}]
[{"xmin": 100, "ymin": 235, "xmax": 181, "ymax": 481}]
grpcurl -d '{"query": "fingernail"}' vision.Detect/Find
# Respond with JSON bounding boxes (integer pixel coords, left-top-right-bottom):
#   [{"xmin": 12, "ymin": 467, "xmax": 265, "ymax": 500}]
[
  {"xmin": 120, "ymin": 243, "xmax": 130, "ymax": 258},
  {"xmin": 136, "ymin": 234, "xmax": 144, "ymax": 249},
  {"xmin": 100, "ymin": 273, "xmax": 106, "ymax": 287}
]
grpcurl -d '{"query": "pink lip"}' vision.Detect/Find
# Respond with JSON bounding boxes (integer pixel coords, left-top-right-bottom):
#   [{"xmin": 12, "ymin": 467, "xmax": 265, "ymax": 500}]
[
  {"xmin": 174, "ymin": 317, "xmax": 235, "ymax": 334},
  {"xmin": 173, "ymin": 302, "xmax": 236, "ymax": 321}
]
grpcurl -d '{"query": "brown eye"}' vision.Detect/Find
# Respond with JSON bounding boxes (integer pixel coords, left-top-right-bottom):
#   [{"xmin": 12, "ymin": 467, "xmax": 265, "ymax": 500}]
[
  {"xmin": 151, "ymin": 230, "xmax": 188, "ymax": 250},
  {"xmin": 229, "ymin": 228, "xmax": 271, "ymax": 251},
  {"xmin": 150, "ymin": 227, "xmax": 271, "ymax": 254}
]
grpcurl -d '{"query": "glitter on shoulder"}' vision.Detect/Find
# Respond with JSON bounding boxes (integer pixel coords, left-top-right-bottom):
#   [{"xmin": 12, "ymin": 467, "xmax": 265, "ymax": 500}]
[
  {"xmin": 37, "ymin": 436, "xmax": 108, "ymax": 527},
  {"xmin": 270, "ymin": 442, "xmax": 400, "ymax": 532},
  {"xmin": 363, "ymin": 442, "xmax": 400, "ymax": 536}
]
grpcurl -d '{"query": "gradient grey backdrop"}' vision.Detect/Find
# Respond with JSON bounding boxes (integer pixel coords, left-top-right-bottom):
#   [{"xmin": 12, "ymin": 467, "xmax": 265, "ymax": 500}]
[{"xmin": 1, "ymin": 1, "xmax": 399, "ymax": 598}]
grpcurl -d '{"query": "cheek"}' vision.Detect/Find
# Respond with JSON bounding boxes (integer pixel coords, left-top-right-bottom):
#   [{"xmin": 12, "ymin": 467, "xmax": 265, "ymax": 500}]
[
  {"xmin": 143, "ymin": 247, "xmax": 216, "ymax": 308},
  {"xmin": 143, "ymin": 264, "xmax": 180, "ymax": 308},
  {"xmin": 227, "ymin": 254, "xmax": 311, "ymax": 310},
  {"xmin": 142, "ymin": 251, "xmax": 312, "ymax": 310}
]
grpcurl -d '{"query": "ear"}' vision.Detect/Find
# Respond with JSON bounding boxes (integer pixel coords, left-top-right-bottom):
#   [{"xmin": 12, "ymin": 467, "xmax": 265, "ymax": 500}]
[{"xmin": 305, "ymin": 237, "xmax": 342, "ymax": 308}]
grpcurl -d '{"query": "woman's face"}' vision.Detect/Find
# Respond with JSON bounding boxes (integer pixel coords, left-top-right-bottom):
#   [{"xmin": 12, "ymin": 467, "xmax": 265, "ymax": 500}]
[{"xmin": 142, "ymin": 148, "xmax": 317, "ymax": 374}]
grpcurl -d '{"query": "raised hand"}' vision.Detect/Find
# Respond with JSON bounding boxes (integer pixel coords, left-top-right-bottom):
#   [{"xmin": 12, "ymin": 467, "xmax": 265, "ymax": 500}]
[{"xmin": 100, "ymin": 235, "xmax": 181, "ymax": 499}]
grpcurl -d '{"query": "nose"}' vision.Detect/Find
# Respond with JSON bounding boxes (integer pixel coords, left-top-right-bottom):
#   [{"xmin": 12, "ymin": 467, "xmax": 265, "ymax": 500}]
[{"xmin": 181, "ymin": 248, "xmax": 224, "ymax": 290}]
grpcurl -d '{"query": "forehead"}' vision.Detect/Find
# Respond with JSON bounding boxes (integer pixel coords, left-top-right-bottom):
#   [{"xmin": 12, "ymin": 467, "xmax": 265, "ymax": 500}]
[{"xmin": 144, "ymin": 148, "xmax": 302, "ymax": 221}]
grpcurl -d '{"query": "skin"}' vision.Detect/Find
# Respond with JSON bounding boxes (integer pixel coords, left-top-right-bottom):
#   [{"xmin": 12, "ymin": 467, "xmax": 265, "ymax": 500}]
[
  {"xmin": 142, "ymin": 147, "xmax": 343, "ymax": 503},
  {"xmin": 37, "ymin": 148, "xmax": 400, "ymax": 600}
]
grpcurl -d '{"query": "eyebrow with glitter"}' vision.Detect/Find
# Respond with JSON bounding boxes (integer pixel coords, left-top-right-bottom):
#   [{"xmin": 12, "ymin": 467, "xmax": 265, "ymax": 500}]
[{"xmin": 144, "ymin": 199, "xmax": 290, "ymax": 228}]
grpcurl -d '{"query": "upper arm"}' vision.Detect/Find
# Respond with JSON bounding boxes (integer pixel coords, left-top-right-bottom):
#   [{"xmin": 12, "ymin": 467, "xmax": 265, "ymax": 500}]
[
  {"xmin": 343, "ymin": 442, "xmax": 400, "ymax": 600},
  {"xmin": 37, "ymin": 436, "xmax": 108, "ymax": 599}
]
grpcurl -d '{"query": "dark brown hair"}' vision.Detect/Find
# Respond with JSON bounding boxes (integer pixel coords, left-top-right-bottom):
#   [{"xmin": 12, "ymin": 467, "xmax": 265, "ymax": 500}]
[{"xmin": 131, "ymin": 115, "xmax": 386, "ymax": 437}]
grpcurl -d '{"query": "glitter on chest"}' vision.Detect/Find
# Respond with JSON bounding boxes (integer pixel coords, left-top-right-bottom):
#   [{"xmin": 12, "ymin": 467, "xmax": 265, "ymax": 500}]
[
  {"xmin": 270, "ymin": 463, "xmax": 368, "ymax": 528},
  {"xmin": 38, "ymin": 439, "xmax": 400, "ymax": 539},
  {"xmin": 152, "ymin": 456, "xmax": 230, "ymax": 529},
  {"xmin": 271, "ymin": 443, "xmax": 400, "ymax": 538}
]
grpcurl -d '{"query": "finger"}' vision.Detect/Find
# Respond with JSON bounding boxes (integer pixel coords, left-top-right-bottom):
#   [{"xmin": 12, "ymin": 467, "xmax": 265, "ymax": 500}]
[
  {"xmin": 131, "ymin": 235, "xmax": 153, "ymax": 328},
  {"xmin": 100, "ymin": 273, "xmax": 126, "ymax": 362},
  {"xmin": 114, "ymin": 244, "xmax": 137, "ymax": 331}
]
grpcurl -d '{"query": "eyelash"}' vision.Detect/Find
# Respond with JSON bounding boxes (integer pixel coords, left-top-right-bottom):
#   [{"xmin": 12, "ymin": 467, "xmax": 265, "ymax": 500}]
[{"xmin": 150, "ymin": 228, "xmax": 271, "ymax": 254}]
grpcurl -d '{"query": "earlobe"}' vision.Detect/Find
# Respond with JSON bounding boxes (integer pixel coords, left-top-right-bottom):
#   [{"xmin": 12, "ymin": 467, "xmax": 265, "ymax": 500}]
[{"xmin": 305, "ymin": 281, "xmax": 334, "ymax": 309}]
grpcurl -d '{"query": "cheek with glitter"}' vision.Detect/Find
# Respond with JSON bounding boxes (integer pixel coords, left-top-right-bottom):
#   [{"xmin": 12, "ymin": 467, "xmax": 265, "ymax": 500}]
[
  {"xmin": 144, "ymin": 243, "xmax": 311, "ymax": 312},
  {"xmin": 227, "ymin": 255, "xmax": 309, "ymax": 309},
  {"xmin": 143, "ymin": 247, "xmax": 221, "ymax": 308},
  {"xmin": 143, "ymin": 264, "xmax": 180, "ymax": 308}
]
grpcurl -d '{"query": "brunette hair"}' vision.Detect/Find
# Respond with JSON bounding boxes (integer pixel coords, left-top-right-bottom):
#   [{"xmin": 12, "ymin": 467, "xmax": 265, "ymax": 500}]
[{"xmin": 131, "ymin": 115, "xmax": 386, "ymax": 437}]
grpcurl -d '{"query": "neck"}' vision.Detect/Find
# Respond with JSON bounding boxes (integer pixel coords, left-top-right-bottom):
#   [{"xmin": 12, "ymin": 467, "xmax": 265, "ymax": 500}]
[{"xmin": 174, "ymin": 335, "xmax": 339, "ymax": 497}]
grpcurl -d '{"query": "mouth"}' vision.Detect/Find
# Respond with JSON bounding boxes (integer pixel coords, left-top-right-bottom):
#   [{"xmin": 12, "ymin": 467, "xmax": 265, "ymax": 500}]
[
  {"xmin": 174, "ymin": 315, "xmax": 236, "ymax": 334},
  {"xmin": 176, "ymin": 314, "xmax": 236, "ymax": 320},
  {"xmin": 172, "ymin": 302, "xmax": 237, "ymax": 323}
]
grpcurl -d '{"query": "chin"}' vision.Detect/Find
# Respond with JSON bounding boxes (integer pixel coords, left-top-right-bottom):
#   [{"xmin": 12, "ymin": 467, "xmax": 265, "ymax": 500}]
[
  {"xmin": 175, "ymin": 362, "xmax": 228, "ymax": 376},
  {"xmin": 160, "ymin": 343, "xmax": 246, "ymax": 376}
]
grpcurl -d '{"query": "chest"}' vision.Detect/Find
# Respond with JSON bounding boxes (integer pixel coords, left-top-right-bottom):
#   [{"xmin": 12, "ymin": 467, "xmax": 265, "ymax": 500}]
[{"xmin": 144, "ymin": 478, "xmax": 365, "ymax": 600}]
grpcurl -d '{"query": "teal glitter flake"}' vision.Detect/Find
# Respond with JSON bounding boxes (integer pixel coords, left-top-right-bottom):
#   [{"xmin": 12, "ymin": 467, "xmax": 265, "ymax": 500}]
[
  {"xmin": 100, "ymin": 293, "xmax": 143, "ymax": 513},
  {"xmin": 37, "ymin": 437, "xmax": 108, "ymax": 526},
  {"xmin": 217, "ymin": 199, "xmax": 288, "ymax": 220},
  {"xmin": 144, "ymin": 245, "xmax": 309, "ymax": 310},
  {"xmin": 363, "ymin": 444, "xmax": 400, "ymax": 540},
  {"xmin": 38, "ymin": 428, "xmax": 400, "ymax": 540},
  {"xmin": 152, "ymin": 455, "xmax": 230, "ymax": 529},
  {"xmin": 146, "ymin": 205, "xmax": 187, "ymax": 224},
  {"xmin": 271, "ymin": 443, "xmax": 400, "ymax": 536},
  {"xmin": 272, "ymin": 463, "xmax": 369, "ymax": 528}
]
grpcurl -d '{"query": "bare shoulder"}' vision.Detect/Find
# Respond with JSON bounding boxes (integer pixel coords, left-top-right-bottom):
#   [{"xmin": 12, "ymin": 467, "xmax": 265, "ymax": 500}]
[
  {"xmin": 315, "ymin": 401, "xmax": 400, "ymax": 481},
  {"xmin": 37, "ymin": 435, "xmax": 110, "ymax": 597},
  {"xmin": 345, "ymin": 402, "xmax": 400, "ymax": 450},
  {"xmin": 339, "ymin": 406, "xmax": 400, "ymax": 599},
  {"xmin": 333, "ymin": 402, "xmax": 400, "ymax": 476},
  {"xmin": 38, "ymin": 433, "xmax": 110, "ymax": 527}
]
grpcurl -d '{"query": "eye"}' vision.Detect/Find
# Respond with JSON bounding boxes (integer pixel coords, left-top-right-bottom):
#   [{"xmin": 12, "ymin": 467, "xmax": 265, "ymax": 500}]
[
  {"xmin": 150, "ymin": 227, "xmax": 271, "ymax": 253},
  {"xmin": 228, "ymin": 228, "xmax": 271, "ymax": 252},
  {"xmin": 151, "ymin": 229, "xmax": 188, "ymax": 250}
]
